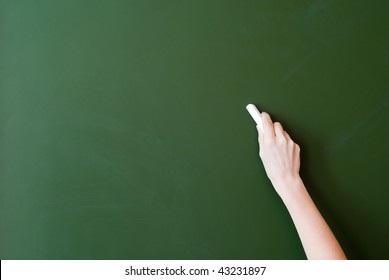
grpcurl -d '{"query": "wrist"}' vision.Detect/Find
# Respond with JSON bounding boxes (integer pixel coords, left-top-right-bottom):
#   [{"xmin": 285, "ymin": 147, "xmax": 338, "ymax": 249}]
[{"xmin": 274, "ymin": 177, "xmax": 307, "ymax": 204}]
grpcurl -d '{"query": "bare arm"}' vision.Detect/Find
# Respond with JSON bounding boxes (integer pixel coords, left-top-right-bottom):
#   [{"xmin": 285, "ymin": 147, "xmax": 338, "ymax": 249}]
[{"xmin": 257, "ymin": 112, "xmax": 346, "ymax": 260}]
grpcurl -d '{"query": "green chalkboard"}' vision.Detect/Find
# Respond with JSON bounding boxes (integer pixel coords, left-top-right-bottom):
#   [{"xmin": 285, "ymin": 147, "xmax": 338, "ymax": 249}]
[{"xmin": 1, "ymin": 0, "xmax": 388, "ymax": 259}]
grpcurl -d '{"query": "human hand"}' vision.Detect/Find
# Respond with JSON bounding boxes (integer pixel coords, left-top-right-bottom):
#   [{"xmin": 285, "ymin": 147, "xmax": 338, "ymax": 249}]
[
  {"xmin": 257, "ymin": 112, "xmax": 303, "ymax": 198},
  {"xmin": 255, "ymin": 113, "xmax": 346, "ymax": 260}
]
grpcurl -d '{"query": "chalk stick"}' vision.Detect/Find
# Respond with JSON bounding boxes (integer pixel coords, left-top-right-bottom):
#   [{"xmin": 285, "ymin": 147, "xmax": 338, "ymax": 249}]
[{"xmin": 246, "ymin": 104, "xmax": 264, "ymax": 133}]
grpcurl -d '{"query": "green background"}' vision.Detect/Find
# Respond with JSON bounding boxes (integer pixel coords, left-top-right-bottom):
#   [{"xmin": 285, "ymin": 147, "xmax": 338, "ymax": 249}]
[{"xmin": 1, "ymin": 0, "xmax": 388, "ymax": 259}]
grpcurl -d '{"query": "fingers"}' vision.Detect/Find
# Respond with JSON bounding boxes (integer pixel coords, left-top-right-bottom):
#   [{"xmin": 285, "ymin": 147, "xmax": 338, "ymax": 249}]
[
  {"xmin": 259, "ymin": 112, "xmax": 294, "ymax": 144},
  {"xmin": 283, "ymin": 130, "xmax": 291, "ymax": 141},
  {"xmin": 261, "ymin": 112, "xmax": 275, "ymax": 139},
  {"xmin": 274, "ymin": 122, "xmax": 284, "ymax": 139},
  {"xmin": 257, "ymin": 125, "xmax": 264, "ymax": 145}
]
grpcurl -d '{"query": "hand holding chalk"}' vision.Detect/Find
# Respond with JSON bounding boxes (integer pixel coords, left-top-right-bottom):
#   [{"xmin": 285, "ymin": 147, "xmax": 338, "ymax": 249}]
[
  {"xmin": 250, "ymin": 109, "xmax": 302, "ymax": 197},
  {"xmin": 246, "ymin": 106, "xmax": 347, "ymax": 260},
  {"xmin": 246, "ymin": 104, "xmax": 264, "ymax": 133}
]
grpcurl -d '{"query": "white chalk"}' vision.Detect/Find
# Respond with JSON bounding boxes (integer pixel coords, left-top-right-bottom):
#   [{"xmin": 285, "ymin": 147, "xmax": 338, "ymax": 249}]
[{"xmin": 246, "ymin": 104, "xmax": 264, "ymax": 133}]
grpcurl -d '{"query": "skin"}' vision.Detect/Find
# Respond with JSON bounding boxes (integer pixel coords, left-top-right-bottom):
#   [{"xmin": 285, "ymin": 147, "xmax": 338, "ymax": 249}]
[{"xmin": 256, "ymin": 112, "xmax": 347, "ymax": 260}]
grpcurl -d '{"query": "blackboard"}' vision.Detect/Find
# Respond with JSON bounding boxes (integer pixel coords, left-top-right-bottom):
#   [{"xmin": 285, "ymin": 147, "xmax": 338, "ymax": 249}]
[{"xmin": 1, "ymin": 0, "xmax": 388, "ymax": 259}]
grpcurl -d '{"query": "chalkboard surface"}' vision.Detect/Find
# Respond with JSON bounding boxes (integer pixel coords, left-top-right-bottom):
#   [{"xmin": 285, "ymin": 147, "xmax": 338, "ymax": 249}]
[{"xmin": 1, "ymin": 0, "xmax": 388, "ymax": 259}]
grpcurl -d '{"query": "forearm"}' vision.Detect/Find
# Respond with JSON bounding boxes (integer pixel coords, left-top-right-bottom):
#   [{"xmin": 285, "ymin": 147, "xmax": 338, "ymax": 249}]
[
  {"xmin": 280, "ymin": 179, "xmax": 347, "ymax": 260},
  {"xmin": 255, "ymin": 112, "xmax": 346, "ymax": 259}
]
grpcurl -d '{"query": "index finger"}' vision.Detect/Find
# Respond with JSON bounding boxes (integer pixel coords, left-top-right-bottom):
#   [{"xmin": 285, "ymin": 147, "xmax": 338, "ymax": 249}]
[{"xmin": 261, "ymin": 112, "xmax": 275, "ymax": 139}]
